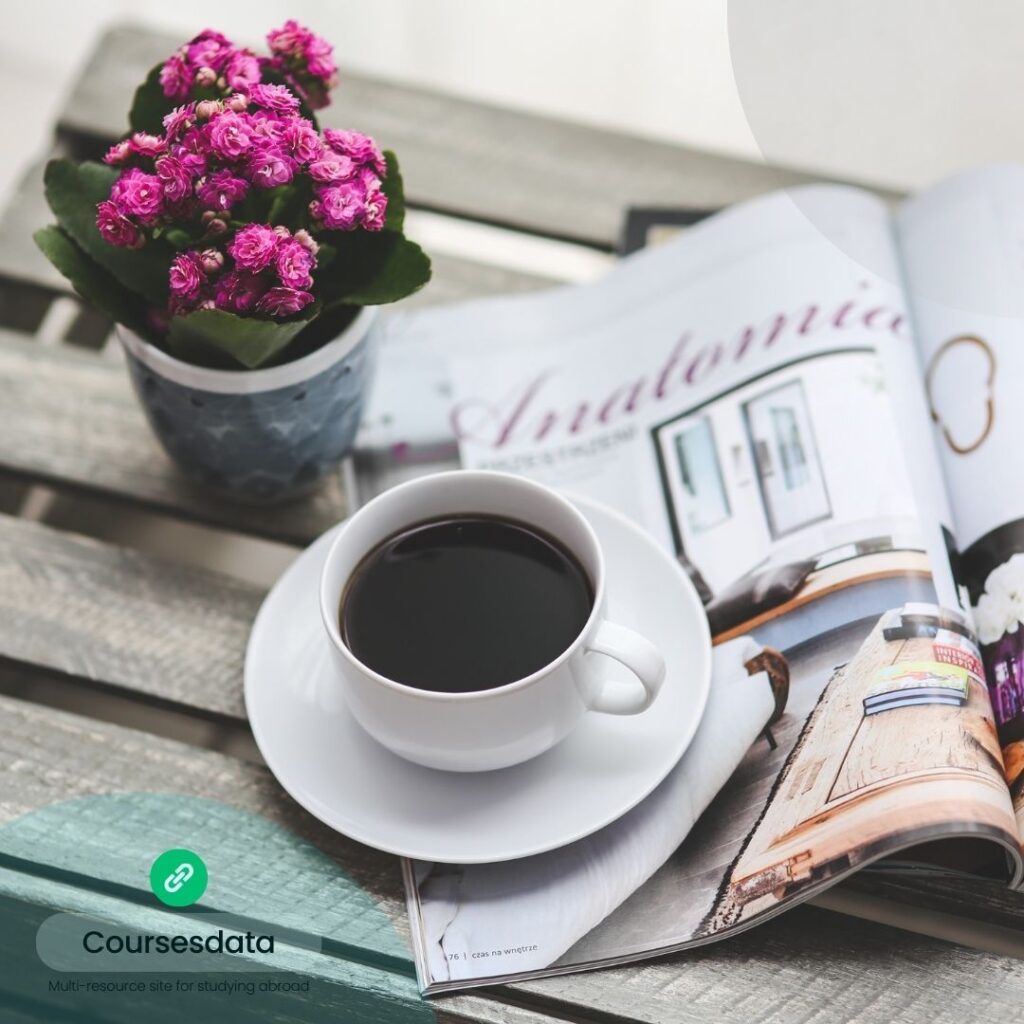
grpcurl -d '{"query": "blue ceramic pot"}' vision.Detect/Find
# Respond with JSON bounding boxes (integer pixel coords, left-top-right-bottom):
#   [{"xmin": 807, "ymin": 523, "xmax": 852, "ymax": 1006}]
[{"xmin": 119, "ymin": 307, "xmax": 379, "ymax": 502}]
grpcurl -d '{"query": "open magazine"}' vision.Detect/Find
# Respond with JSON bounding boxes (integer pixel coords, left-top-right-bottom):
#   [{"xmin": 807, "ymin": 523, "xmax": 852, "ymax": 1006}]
[{"xmin": 348, "ymin": 164, "xmax": 1024, "ymax": 993}]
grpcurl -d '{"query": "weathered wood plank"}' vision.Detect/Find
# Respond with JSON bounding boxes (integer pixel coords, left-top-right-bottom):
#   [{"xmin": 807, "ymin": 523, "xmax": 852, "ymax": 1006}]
[
  {"xmin": 0, "ymin": 693, "xmax": 408, "ymax": 954},
  {"xmin": 0, "ymin": 872, "xmax": 572, "ymax": 1024},
  {"xmin": 843, "ymin": 870, "xmax": 1024, "ymax": 933},
  {"xmin": 0, "ymin": 872, "xmax": 428, "ymax": 1024},
  {"xmin": 4, "ymin": 693, "xmax": 1024, "ymax": 1024},
  {"xmin": 0, "ymin": 512, "xmax": 259, "ymax": 719},
  {"xmin": 508, "ymin": 903, "xmax": 1024, "ymax": 1024},
  {"xmin": 57, "ymin": 24, "xmax": 836, "ymax": 248},
  {"xmin": 1, "ymin": 871, "xmax": 558, "ymax": 1024}
]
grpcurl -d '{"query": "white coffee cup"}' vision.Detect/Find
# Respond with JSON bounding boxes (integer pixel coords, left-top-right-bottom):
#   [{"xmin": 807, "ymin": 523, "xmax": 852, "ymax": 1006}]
[{"xmin": 319, "ymin": 470, "xmax": 666, "ymax": 772}]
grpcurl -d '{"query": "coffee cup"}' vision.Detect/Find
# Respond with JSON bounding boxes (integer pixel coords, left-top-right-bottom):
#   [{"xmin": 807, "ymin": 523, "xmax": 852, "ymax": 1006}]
[{"xmin": 319, "ymin": 470, "xmax": 665, "ymax": 772}]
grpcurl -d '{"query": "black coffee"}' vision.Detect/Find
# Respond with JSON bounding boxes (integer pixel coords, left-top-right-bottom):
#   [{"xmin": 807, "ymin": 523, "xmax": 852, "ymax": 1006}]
[{"xmin": 340, "ymin": 515, "xmax": 593, "ymax": 693}]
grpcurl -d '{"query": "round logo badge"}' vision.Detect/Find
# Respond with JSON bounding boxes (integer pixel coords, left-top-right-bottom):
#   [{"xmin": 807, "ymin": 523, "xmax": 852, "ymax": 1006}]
[{"xmin": 149, "ymin": 849, "xmax": 208, "ymax": 907}]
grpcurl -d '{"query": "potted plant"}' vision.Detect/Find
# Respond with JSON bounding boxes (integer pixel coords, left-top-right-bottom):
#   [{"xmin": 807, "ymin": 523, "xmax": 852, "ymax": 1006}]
[{"xmin": 35, "ymin": 22, "xmax": 430, "ymax": 501}]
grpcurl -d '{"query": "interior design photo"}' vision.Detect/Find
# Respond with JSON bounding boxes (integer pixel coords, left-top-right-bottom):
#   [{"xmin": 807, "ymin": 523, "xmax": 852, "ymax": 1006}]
[{"xmin": 651, "ymin": 349, "xmax": 937, "ymax": 649}]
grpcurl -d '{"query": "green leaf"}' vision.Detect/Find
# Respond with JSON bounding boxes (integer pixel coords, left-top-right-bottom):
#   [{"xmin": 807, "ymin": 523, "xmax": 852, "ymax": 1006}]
[
  {"xmin": 166, "ymin": 307, "xmax": 320, "ymax": 369},
  {"xmin": 317, "ymin": 229, "xmax": 431, "ymax": 307},
  {"xmin": 163, "ymin": 228, "xmax": 195, "ymax": 249},
  {"xmin": 288, "ymin": 303, "xmax": 360, "ymax": 359},
  {"xmin": 380, "ymin": 150, "xmax": 405, "ymax": 232},
  {"xmin": 265, "ymin": 177, "xmax": 313, "ymax": 230},
  {"xmin": 34, "ymin": 225, "xmax": 148, "ymax": 334},
  {"xmin": 343, "ymin": 236, "xmax": 431, "ymax": 305},
  {"xmin": 43, "ymin": 159, "xmax": 171, "ymax": 306},
  {"xmin": 129, "ymin": 63, "xmax": 171, "ymax": 136}
]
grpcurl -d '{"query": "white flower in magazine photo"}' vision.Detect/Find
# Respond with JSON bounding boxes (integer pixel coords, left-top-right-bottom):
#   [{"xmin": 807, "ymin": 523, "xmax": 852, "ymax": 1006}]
[{"xmin": 974, "ymin": 554, "xmax": 1024, "ymax": 644}]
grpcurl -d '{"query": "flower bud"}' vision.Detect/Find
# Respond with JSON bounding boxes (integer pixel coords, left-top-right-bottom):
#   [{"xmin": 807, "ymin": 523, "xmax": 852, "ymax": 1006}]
[
  {"xmin": 203, "ymin": 217, "xmax": 227, "ymax": 238},
  {"xmin": 195, "ymin": 66, "xmax": 217, "ymax": 87},
  {"xmin": 199, "ymin": 248, "xmax": 225, "ymax": 273},
  {"xmin": 273, "ymin": 225, "xmax": 290, "ymax": 239},
  {"xmin": 196, "ymin": 99, "xmax": 222, "ymax": 120},
  {"xmin": 293, "ymin": 229, "xmax": 319, "ymax": 255},
  {"xmin": 226, "ymin": 92, "xmax": 248, "ymax": 112}
]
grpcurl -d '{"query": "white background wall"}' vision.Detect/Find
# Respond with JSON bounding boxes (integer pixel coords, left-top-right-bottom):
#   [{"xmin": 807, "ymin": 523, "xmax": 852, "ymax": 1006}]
[{"xmin": 5, "ymin": 0, "xmax": 1024, "ymax": 207}]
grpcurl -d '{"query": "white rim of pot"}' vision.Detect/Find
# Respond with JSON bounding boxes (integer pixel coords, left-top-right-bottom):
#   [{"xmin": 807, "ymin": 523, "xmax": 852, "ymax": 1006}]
[{"xmin": 117, "ymin": 305, "xmax": 378, "ymax": 395}]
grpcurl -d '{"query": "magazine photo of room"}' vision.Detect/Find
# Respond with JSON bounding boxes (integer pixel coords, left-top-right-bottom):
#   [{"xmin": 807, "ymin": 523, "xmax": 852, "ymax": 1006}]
[{"xmin": 650, "ymin": 349, "xmax": 936, "ymax": 651}]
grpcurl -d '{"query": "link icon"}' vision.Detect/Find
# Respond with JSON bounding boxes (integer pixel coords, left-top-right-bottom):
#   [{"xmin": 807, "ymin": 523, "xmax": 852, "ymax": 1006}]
[{"xmin": 150, "ymin": 849, "xmax": 208, "ymax": 907}]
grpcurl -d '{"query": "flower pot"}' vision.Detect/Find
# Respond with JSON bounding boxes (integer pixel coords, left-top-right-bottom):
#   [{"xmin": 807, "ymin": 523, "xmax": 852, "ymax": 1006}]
[{"xmin": 119, "ymin": 307, "xmax": 379, "ymax": 502}]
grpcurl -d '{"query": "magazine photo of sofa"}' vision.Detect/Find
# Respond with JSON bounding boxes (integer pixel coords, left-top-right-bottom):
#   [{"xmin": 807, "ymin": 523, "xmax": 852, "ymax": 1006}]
[{"xmin": 651, "ymin": 349, "xmax": 936, "ymax": 650}]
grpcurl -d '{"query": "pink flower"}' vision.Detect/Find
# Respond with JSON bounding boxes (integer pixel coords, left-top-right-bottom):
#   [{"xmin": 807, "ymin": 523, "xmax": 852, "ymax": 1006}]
[
  {"xmin": 187, "ymin": 30, "xmax": 233, "ymax": 72},
  {"xmin": 160, "ymin": 54, "xmax": 191, "ymax": 100},
  {"xmin": 308, "ymin": 152, "xmax": 355, "ymax": 183},
  {"xmin": 248, "ymin": 83, "xmax": 300, "ymax": 114},
  {"xmin": 162, "ymin": 104, "xmax": 196, "ymax": 140},
  {"xmin": 362, "ymin": 184, "xmax": 388, "ymax": 231},
  {"xmin": 207, "ymin": 111, "xmax": 254, "ymax": 160},
  {"xmin": 281, "ymin": 120, "xmax": 321, "ymax": 163},
  {"xmin": 111, "ymin": 169, "xmax": 164, "ymax": 223},
  {"xmin": 169, "ymin": 251, "xmax": 206, "ymax": 302},
  {"xmin": 225, "ymin": 50, "xmax": 260, "ymax": 91},
  {"xmin": 172, "ymin": 128, "xmax": 209, "ymax": 176},
  {"xmin": 247, "ymin": 148, "xmax": 295, "ymax": 188},
  {"xmin": 258, "ymin": 286, "xmax": 313, "ymax": 317},
  {"xmin": 196, "ymin": 169, "xmax": 249, "ymax": 212},
  {"xmin": 266, "ymin": 20, "xmax": 312, "ymax": 56},
  {"xmin": 304, "ymin": 34, "xmax": 337, "ymax": 81},
  {"xmin": 129, "ymin": 132, "xmax": 166, "ymax": 158},
  {"xmin": 103, "ymin": 140, "xmax": 131, "ymax": 166},
  {"xmin": 155, "ymin": 156, "xmax": 192, "ymax": 203},
  {"xmin": 324, "ymin": 129, "xmax": 385, "ymax": 175},
  {"xmin": 95, "ymin": 200, "xmax": 142, "ymax": 248},
  {"xmin": 311, "ymin": 182, "xmax": 365, "ymax": 230},
  {"xmin": 228, "ymin": 224, "xmax": 280, "ymax": 272},
  {"xmin": 214, "ymin": 270, "xmax": 267, "ymax": 313},
  {"xmin": 249, "ymin": 111, "xmax": 286, "ymax": 146},
  {"xmin": 275, "ymin": 239, "xmax": 315, "ymax": 288}
]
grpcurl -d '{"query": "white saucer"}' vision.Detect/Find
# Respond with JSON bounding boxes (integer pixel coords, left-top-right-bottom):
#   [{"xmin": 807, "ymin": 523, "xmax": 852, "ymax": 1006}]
[{"xmin": 245, "ymin": 493, "xmax": 711, "ymax": 863}]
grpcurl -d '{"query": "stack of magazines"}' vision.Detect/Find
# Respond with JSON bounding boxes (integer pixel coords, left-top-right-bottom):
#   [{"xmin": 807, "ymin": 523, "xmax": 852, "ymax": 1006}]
[{"xmin": 863, "ymin": 661, "xmax": 971, "ymax": 715}]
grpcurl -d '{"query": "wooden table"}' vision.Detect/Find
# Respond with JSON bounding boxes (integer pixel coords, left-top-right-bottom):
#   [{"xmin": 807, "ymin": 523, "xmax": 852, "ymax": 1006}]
[{"xmin": 2, "ymin": 23, "xmax": 1024, "ymax": 1024}]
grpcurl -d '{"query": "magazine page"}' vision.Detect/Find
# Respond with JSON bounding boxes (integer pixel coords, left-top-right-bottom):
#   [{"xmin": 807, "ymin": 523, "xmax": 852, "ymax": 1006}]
[
  {"xmin": 371, "ymin": 185, "xmax": 1022, "ymax": 992},
  {"xmin": 897, "ymin": 164, "xmax": 1024, "ymax": 842}
]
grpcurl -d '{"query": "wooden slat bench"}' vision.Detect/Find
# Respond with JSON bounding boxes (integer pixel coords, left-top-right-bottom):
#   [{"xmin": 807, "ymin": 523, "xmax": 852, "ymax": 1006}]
[{"xmin": 1, "ymin": 21, "xmax": 1022, "ymax": 1024}]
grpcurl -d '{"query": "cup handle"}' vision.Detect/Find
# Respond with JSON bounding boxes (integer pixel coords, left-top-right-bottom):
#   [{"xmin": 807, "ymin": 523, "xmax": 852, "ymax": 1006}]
[{"xmin": 583, "ymin": 619, "xmax": 666, "ymax": 715}]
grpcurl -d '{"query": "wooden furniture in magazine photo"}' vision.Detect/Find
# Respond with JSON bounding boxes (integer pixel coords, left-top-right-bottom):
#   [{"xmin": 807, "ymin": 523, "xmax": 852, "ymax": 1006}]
[{"xmin": 2, "ymin": 22, "xmax": 1024, "ymax": 1024}]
